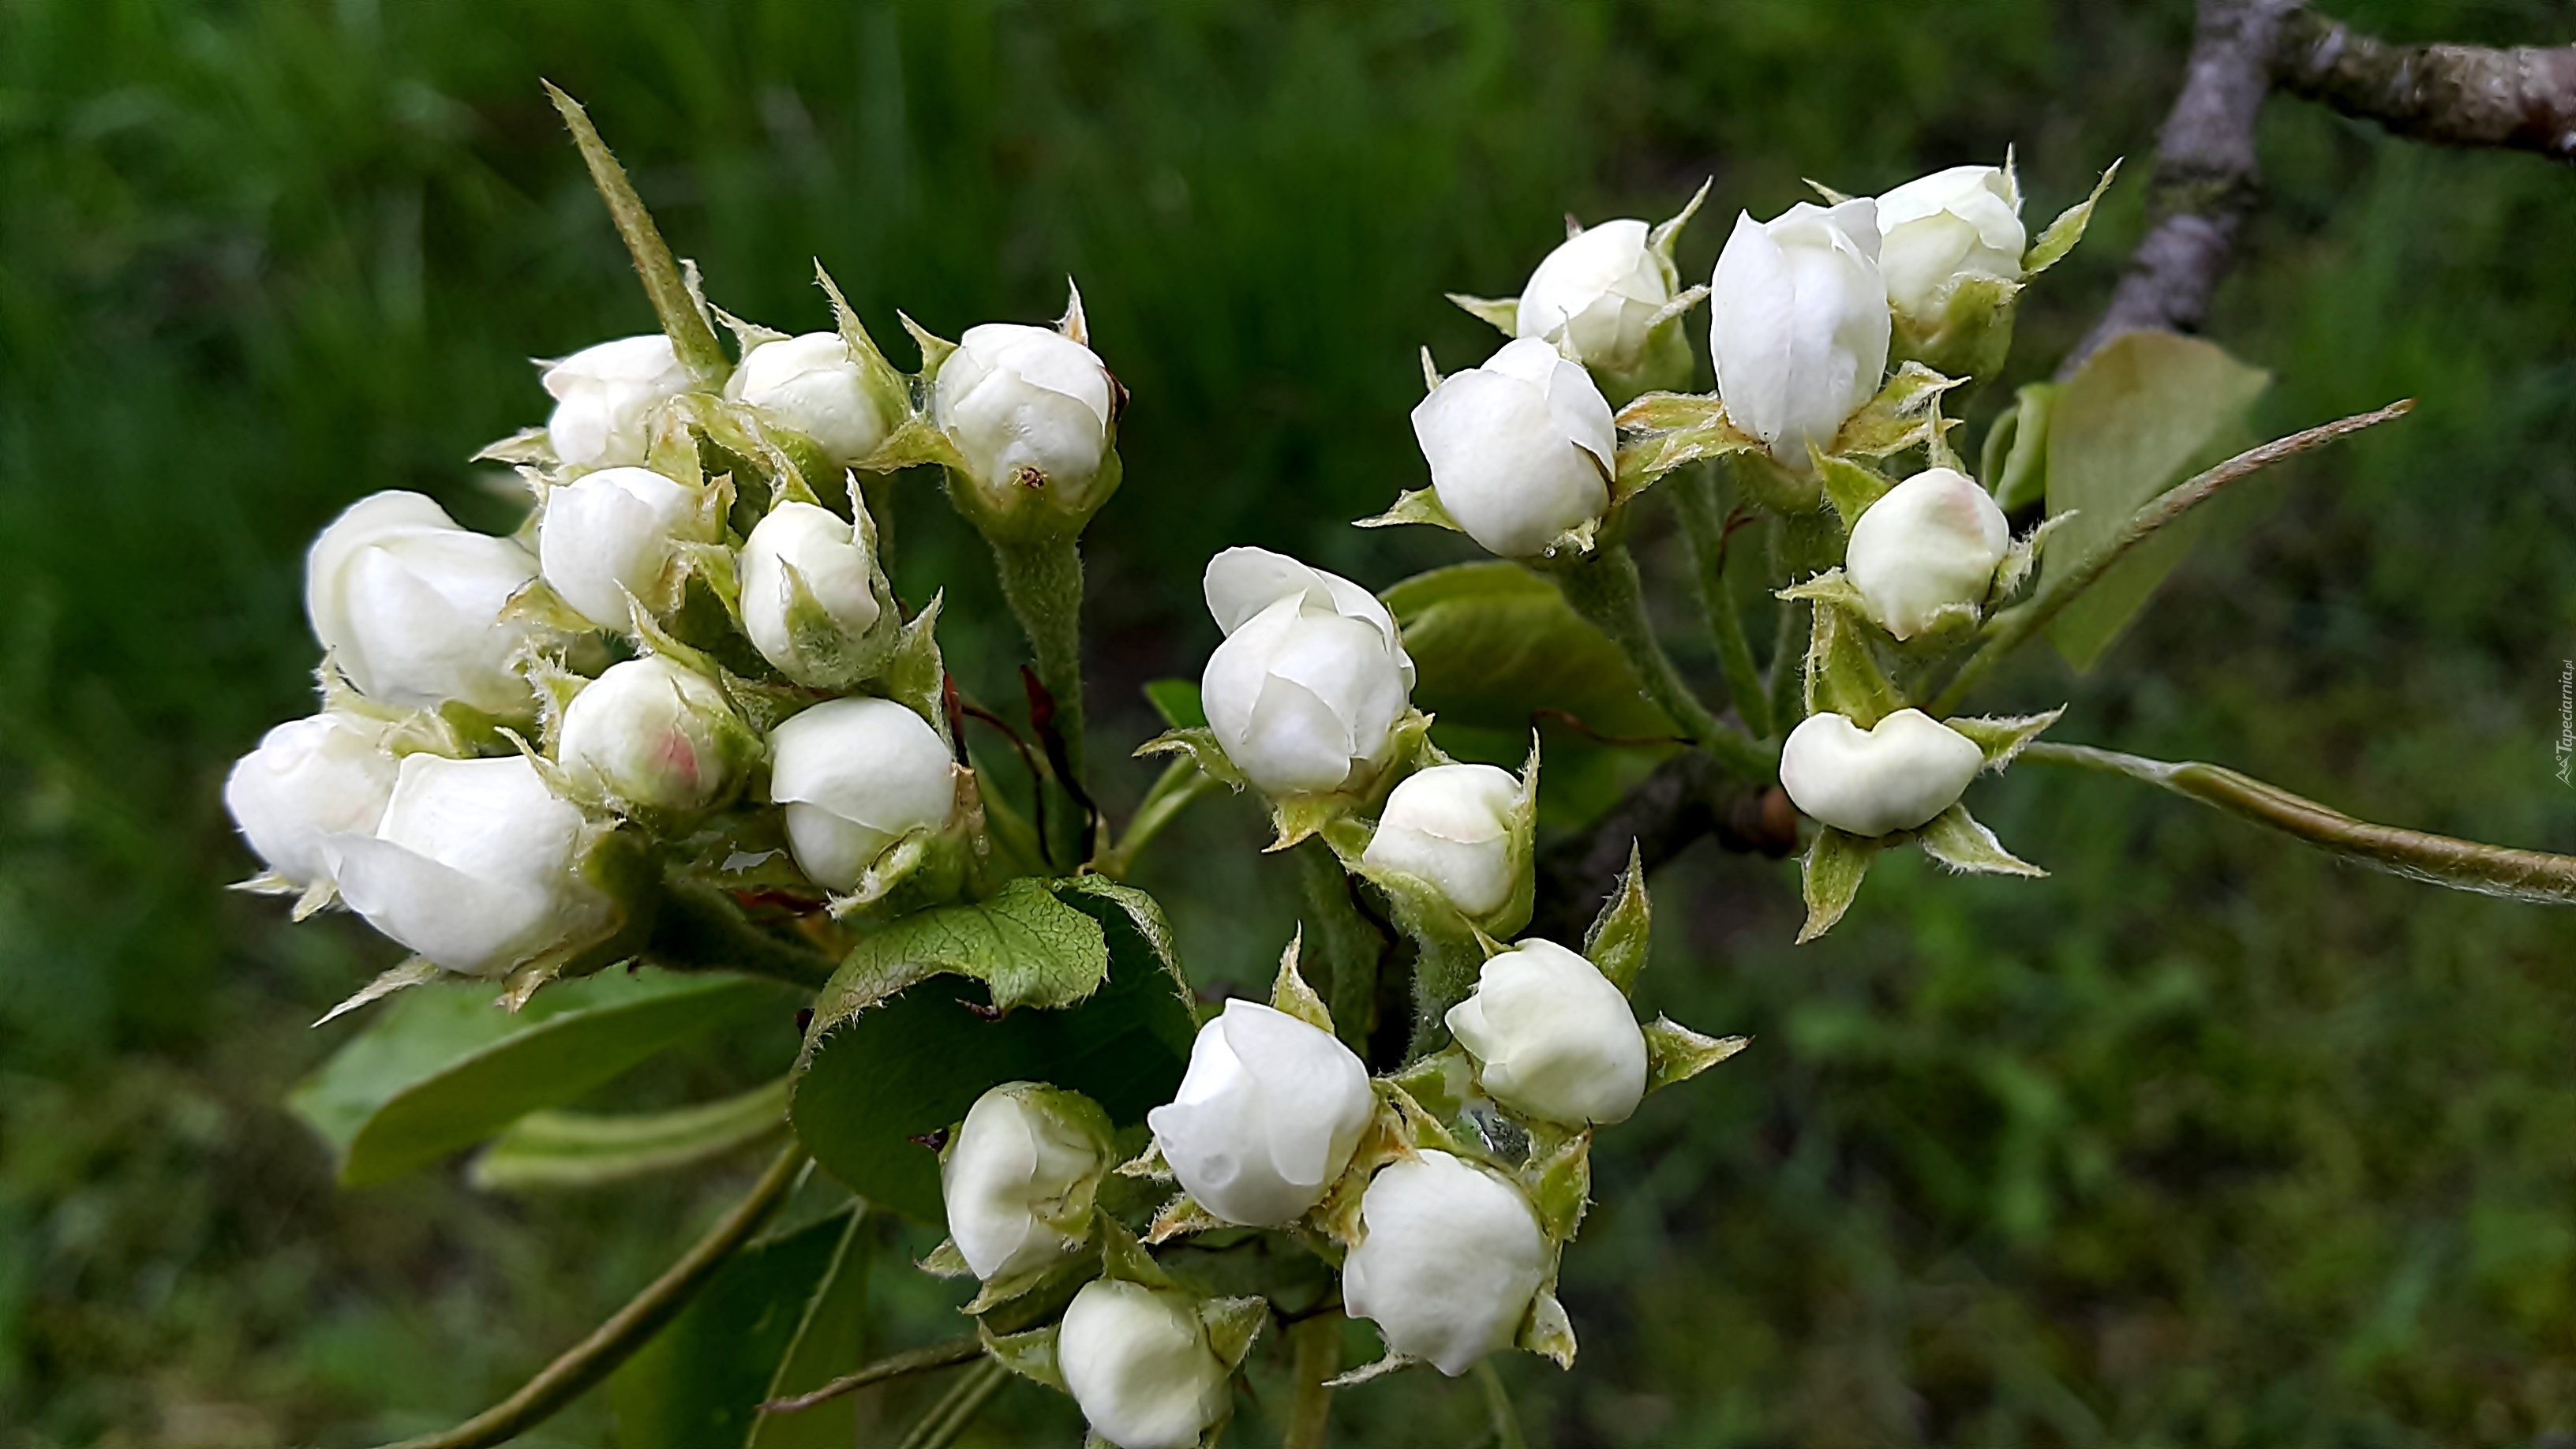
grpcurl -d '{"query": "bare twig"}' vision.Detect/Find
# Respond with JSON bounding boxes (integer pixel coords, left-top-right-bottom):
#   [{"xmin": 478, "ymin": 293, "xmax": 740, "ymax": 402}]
[
  {"xmin": 2065, "ymin": 0, "xmax": 2304, "ymax": 372},
  {"xmin": 2020, "ymin": 743, "xmax": 2576, "ymax": 904},
  {"xmin": 758, "ymin": 1334, "xmax": 987, "ymax": 1415},
  {"xmin": 2272, "ymin": 9, "xmax": 2576, "ymax": 163},
  {"xmin": 373, "ymin": 1144, "xmax": 810, "ymax": 1449},
  {"xmin": 1530, "ymin": 751, "xmax": 1795, "ymax": 943}
]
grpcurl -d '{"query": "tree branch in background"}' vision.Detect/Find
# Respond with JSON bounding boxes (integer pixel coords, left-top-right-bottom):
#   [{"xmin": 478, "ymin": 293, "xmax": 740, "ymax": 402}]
[
  {"xmin": 1530, "ymin": 751, "xmax": 1794, "ymax": 943},
  {"xmin": 2272, "ymin": 9, "xmax": 2576, "ymax": 164},
  {"xmin": 2065, "ymin": 0, "xmax": 2303, "ymax": 372}
]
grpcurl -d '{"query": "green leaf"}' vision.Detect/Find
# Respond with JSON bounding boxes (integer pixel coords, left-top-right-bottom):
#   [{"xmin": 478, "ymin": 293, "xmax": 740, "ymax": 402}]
[
  {"xmin": 543, "ymin": 84, "xmax": 728, "ymax": 388},
  {"xmin": 1797, "ymin": 828, "xmax": 1878, "ymax": 944},
  {"xmin": 2041, "ymin": 330, "xmax": 2270, "ymax": 670},
  {"xmin": 1985, "ymin": 382, "xmax": 2059, "ymax": 514},
  {"xmin": 1915, "ymin": 803, "xmax": 2046, "ymax": 877},
  {"xmin": 468, "ymin": 1079, "xmax": 790, "ymax": 1193},
  {"xmin": 747, "ymin": 1211, "xmax": 877, "ymax": 1449},
  {"xmin": 1580, "ymin": 843, "xmax": 1651, "ymax": 994},
  {"xmin": 1642, "ymin": 1017, "xmax": 1750, "ymax": 1091},
  {"xmin": 608, "ymin": 1209, "xmax": 861, "ymax": 1449},
  {"xmin": 790, "ymin": 881, "xmax": 1196, "ymax": 1220},
  {"xmin": 822, "ymin": 878, "xmax": 1111, "ymax": 1017},
  {"xmin": 1144, "ymin": 679, "xmax": 1208, "ymax": 730},
  {"xmin": 287, "ymin": 971, "xmax": 780, "ymax": 1187},
  {"xmin": 1381, "ymin": 562, "xmax": 1678, "ymax": 826}
]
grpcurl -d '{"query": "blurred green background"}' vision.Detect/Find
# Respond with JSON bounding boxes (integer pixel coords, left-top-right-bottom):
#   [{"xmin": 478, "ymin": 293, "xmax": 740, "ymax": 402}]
[{"xmin": 6, "ymin": 0, "xmax": 2576, "ymax": 1444}]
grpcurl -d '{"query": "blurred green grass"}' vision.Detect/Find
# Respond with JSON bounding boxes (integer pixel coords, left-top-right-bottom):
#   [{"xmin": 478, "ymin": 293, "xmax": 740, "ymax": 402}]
[{"xmin": 3, "ymin": 0, "xmax": 2574, "ymax": 1444}]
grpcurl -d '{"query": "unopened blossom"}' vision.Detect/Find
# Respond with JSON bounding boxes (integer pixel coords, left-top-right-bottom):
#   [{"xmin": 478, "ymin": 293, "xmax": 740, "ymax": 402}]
[
  {"xmin": 1780, "ymin": 707, "xmax": 1984, "ymax": 837},
  {"xmin": 1410, "ymin": 338, "xmax": 1616, "ymax": 558},
  {"xmin": 1057, "ymin": 1280, "xmax": 1231, "ymax": 1449},
  {"xmin": 1341, "ymin": 1150, "xmax": 1548, "ymax": 1376},
  {"xmin": 537, "ymin": 466, "xmax": 710, "ymax": 628},
  {"xmin": 556, "ymin": 655, "xmax": 747, "ymax": 813},
  {"xmin": 931, "ymin": 322, "xmax": 1118, "ymax": 530},
  {"xmin": 726, "ymin": 331, "xmax": 893, "ymax": 466},
  {"xmin": 305, "ymin": 491, "xmax": 537, "ymax": 715},
  {"xmin": 1515, "ymin": 219, "xmax": 1680, "ymax": 386},
  {"xmin": 1709, "ymin": 199, "xmax": 1890, "ymax": 467},
  {"xmin": 941, "ymin": 1082, "xmax": 1114, "ymax": 1283},
  {"xmin": 1199, "ymin": 547, "xmax": 1414, "ymax": 797},
  {"xmin": 1446, "ymin": 938, "xmax": 1646, "ymax": 1125},
  {"xmin": 1148, "ymin": 999, "xmax": 1375, "ymax": 1226},
  {"xmin": 1844, "ymin": 466, "xmax": 2010, "ymax": 639},
  {"xmin": 1360, "ymin": 763, "xmax": 1522, "ymax": 919},
  {"xmin": 223, "ymin": 712, "xmax": 402, "ymax": 890},
  {"xmin": 765, "ymin": 697, "xmax": 956, "ymax": 892},
  {"xmin": 737, "ymin": 501, "xmax": 885, "ymax": 686},
  {"xmin": 541, "ymin": 334, "xmax": 693, "ymax": 470},
  {"xmin": 1874, "ymin": 165, "xmax": 2026, "ymax": 324}
]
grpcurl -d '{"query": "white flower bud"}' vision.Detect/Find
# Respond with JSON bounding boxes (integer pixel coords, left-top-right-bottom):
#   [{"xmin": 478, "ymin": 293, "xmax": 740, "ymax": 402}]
[
  {"xmin": 1147, "ymin": 999, "xmax": 1375, "ymax": 1227},
  {"xmin": 1199, "ymin": 547, "xmax": 1414, "ymax": 798},
  {"xmin": 1515, "ymin": 219, "xmax": 1676, "ymax": 380},
  {"xmin": 223, "ymin": 712, "xmax": 401, "ymax": 889},
  {"xmin": 724, "ymin": 332, "xmax": 892, "ymax": 466},
  {"xmin": 1874, "ymin": 165, "xmax": 2025, "ymax": 324},
  {"xmin": 1844, "ymin": 466, "xmax": 2011, "ymax": 639},
  {"xmin": 1058, "ymin": 1279, "xmax": 1231, "ymax": 1449},
  {"xmin": 765, "ymin": 697, "xmax": 957, "ymax": 892},
  {"xmin": 1780, "ymin": 707, "xmax": 1984, "ymax": 837},
  {"xmin": 536, "ymin": 466, "xmax": 710, "ymax": 628},
  {"xmin": 931, "ymin": 323, "xmax": 1116, "ymax": 517},
  {"xmin": 941, "ymin": 1083, "xmax": 1114, "ymax": 1283},
  {"xmin": 305, "ymin": 492, "xmax": 537, "ymax": 715},
  {"xmin": 1709, "ymin": 200, "xmax": 1891, "ymax": 467},
  {"xmin": 738, "ymin": 501, "xmax": 885, "ymax": 686},
  {"xmin": 1360, "ymin": 763, "xmax": 1521, "ymax": 919},
  {"xmin": 541, "ymin": 335, "xmax": 693, "ymax": 470},
  {"xmin": 1443, "ymin": 938, "xmax": 1646, "ymax": 1126},
  {"xmin": 556, "ymin": 656, "xmax": 747, "ymax": 813},
  {"xmin": 1341, "ymin": 1150, "xmax": 1548, "ymax": 1376},
  {"xmin": 1410, "ymin": 337, "xmax": 1616, "ymax": 558},
  {"xmin": 324, "ymin": 754, "xmax": 613, "ymax": 976}
]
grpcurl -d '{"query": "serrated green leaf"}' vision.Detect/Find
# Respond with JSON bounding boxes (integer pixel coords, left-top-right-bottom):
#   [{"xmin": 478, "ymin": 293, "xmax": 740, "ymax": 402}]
[
  {"xmin": 1797, "ymin": 828, "xmax": 1878, "ymax": 944},
  {"xmin": 608, "ymin": 1209, "xmax": 860, "ymax": 1449},
  {"xmin": 1144, "ymin": 679, "xmax": 1208, "ymax": 729},
  {"xmin": 1580, "ymin": 843, "xmax": 1651, "ymax": 994},
  {"xmin": 2041, "ymin": 331, "xmax": 2270, "ymax": 670},
  {"xmin": 789, "ymin": 882, "xmax": 1195, "ymax": 1220},
  {"xmin": 287, "ymin": 971, "xmax": 780, "ymax": 1187},
  {"xmin": 820, "ymin": 877, "xmax": 1109, "ymax": 1018},
  {"xmin": 469, "ymin": 1078, "xmax": 788, "ymax": 1193},
  {"xmin": 1942, "ymin": 708, "xmax": 2064, "ymax": 769},
  {"xmin": 1642, "ymin": 1017, "xmax": 1750, "ymax": 1092},
  {"xmin": 1915, "ymin": 803, "xmax": 2046, "ymax": 877}
]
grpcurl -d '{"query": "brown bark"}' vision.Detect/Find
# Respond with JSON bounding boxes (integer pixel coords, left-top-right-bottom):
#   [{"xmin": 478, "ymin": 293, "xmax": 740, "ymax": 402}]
[{"xmin": 2272, "ymin": 9, "xmax": 2576, "ymax": 163}]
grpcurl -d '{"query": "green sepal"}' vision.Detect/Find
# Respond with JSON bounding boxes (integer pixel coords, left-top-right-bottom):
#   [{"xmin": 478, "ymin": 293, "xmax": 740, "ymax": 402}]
[
  {"xmin": 1642, "ymin": 1017, "xmax": 1750, "ymax": 1092},
  {"xmin": 1116, "ymin": 1139, "xmax": 1175, "ymax": 1181},
  {"xmin": 811, "ymin": 262, "xmax": 918, "ymax": 460},
  {"xmin": 1145, "ymin": 1192, "xmax": 1225, "ymax": 1246},
  {"xmin": 919, "ymin": 1237, "xmax": 975, "ymax": 1278},
  {"xmin": 1890, "ymin": 272, "xmax": 2024, "ymax": 388},
  {"xmin": 1518, "ymin": 1129, "xmax": 1591, "ymax": 1245},
  {"xmin": 1516, "ymin": 1287, "xmax": 1577, "ymax": 1368},
  {"xmin": 1354, "ymin": 486, "xmax": 1463, "ymax": 535},
  {"xmin": 1799, "ymin": 598, "xmax": 1904, "ymax": 727},
  {"xmin": 1611, "ymin": 391, "xmax": 1762, "ymax": 499},
  {"xmin": 1579, "ymin": 842, "xmax": 1651, "ymax": 995},
  {"xmin": 1095, "ymin": 1215, "xmax": 1181, "ymax": 1290},
  {"xmin": 1136, "ymin": 727, "xmax": 1252, "ymax": 792},
  {"xmin": 1817, "ymin": 455, "xmax": 1893, "ymax": 534},
  {"xmin": 1942, "ymin": 706, "xmax": 2064, "ymax": 769},
  {"xmin": 1984, "ymin": 381, "xmax": 2059, "ymax": 513},
  {"xmin": 2024, "ymin": 158, "xmax": 2123, "ymax": 276},
  {"xmin": 1324, "ymin": 1352, "xmax": 1424, "ymax": 1389},
  {"xmin": 1990, "ymin": 511, "xmax": 2074, "ymax": 602},
  {"xmin": 474, "ymin": 426, "xmax": 556, "ymax": 467},
  {"xmin": 1826, "ymin": 361, "xmax": 1965, "ymax": 462},
  {"xmin": 1916, "ymin": 803, "xmax": 2046, "ymax": 877},
  {"xmin": 979, "ymin": 1320, "xmax": 1065, "ymax": 1391},
  {"xmin": 1774, "ymin": 566, "xmax": 1869, "ymax": 616},
  {"xmin": 1267, "ymin": 930, "xmax": 1337, "ymax": 1036},
  {"xmin": 1797, "ymin": 827, "xmax": 1878, "ymax": 944},
  {"xmin": 1384, "ymin": 1046, "xmax": 1479, "ymax": 1126},
  {"xmin": 312, "ymin": 956, "xmax": 447, "ymax": 1028},
  {"xmin": 1201, "ymin": 1295, "xmax": 1269, "ymax": 1370},
  {"xmin": 1446, "ymin": 292, "xmax": 1519, "ymax": 335}
]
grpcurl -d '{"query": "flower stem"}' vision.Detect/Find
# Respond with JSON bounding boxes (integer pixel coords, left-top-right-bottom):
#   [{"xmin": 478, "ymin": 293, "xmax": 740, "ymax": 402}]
[
  {"xmin": 2019, "ymin": 742, "xmax": 2576, "ymax": 904},
  {"xmin": 758, "ymin": 1335, "xmax": 989, "ymax": 1416},
  {"xmin": 1294, "ymin": 839, "xmax": 1386, "ymax": 1055},
  {"xmin": 1546, "ymin": 545, "xmax": 1774, "ymax": 781},
  {"xmin": 1407, "ymin": 933, "xmax": 1485, "ymax": 1058},
  {"xmin": 1284, "ymin": 1312, "xmax": 1343, "ymax": 1449},
  {"xmin": 1674, "ymin": 464, "xmax": 1772, "ymax": 738},
  {"xmin": 1473, "ymin": 1360, "xmax": 1530, "ymax": 1449},
  {"xmin": 371, "ymin": 1142, "xmax": 809, "ymax": 1449},
  {"xmin": 892, "ymin": 1358, "xmax": 1009, "ymax": 1449},
  {"xmin": 644, "ymin": 878, "xmax": 838, "ymax": 990},
  {"xmin": 990, "ymin": 532, "xmax": 1094, "ymax": 866},
  {"xmin": 1100, "ymin": 758, "xmax": 1222, "ymax": 879}
]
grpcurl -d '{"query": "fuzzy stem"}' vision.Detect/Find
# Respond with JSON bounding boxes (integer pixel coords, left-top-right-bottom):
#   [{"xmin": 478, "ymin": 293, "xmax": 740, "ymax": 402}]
[
  {"xmin": 644, "ymin": 878, "xmax": 837, "ymax": 990},
  {"xmin": 1547, "ymin": 545, "xmax": 1773, "ymax": 781},
  {"xmin": 1674, "ymin": 466, "xmax": 1772, "ymax": 738},
  {"xmin": 1473, "ymin": 1361, "xmax": 1530, "ymax": 1449},
  {"xmin": 1283, "ymin": 1312, "xmax": 1343, "ymax": 1449},
  {"xmin": 1100, "ymin": 759, "xmax": 1222, "ymax": 880},
  {"xmin": 1407, "ymin": 933, "xmax": 1486, "ymax": 1058},
  {"xmin": 892, "ymin": 1359, "xmax": 1009, "ymax": 1449},
  {"xmin": 2020, "ymin": 742, "xmax": 2576, "ymax": 904},
  {"xmin": 373, "ymin": 1143, "xmax": 808, "ymax": 1449},
  {"xmin": 758, "ymin": 1335, "xmax": 989, "ymax": 1415},
  {"xmin": 1294, "ymin": 839, "xmax": 1386, "ymax": 1055},
  {"xmin": 990, "ymin": 533, "xmax": 1092, "ymax": 866}
]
